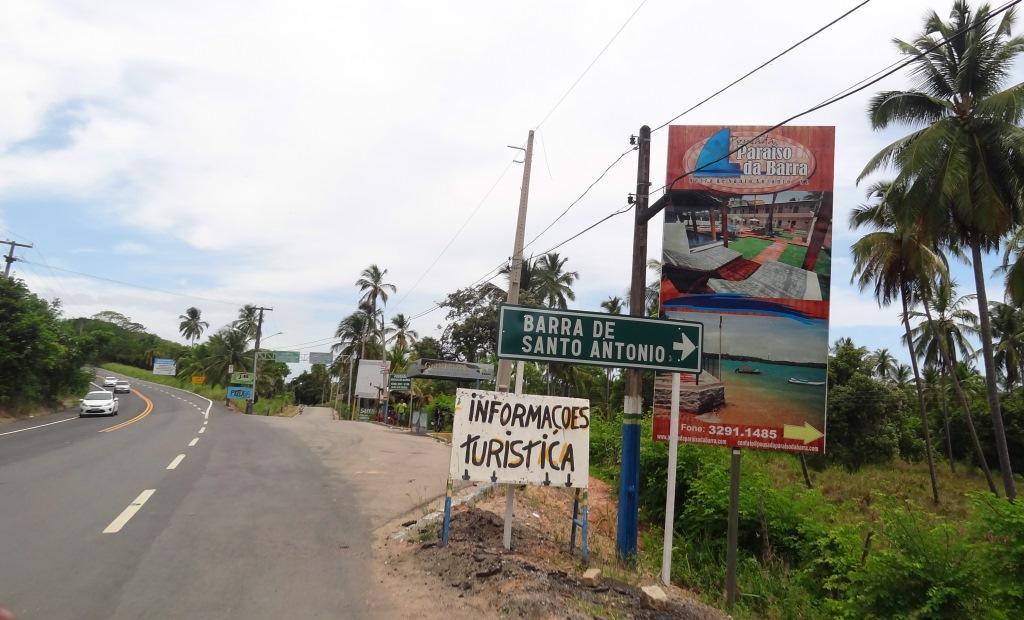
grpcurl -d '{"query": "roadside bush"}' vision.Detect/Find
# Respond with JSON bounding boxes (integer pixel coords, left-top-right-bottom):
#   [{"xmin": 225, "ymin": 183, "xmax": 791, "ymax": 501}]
[
  {"xmin": 841, "ymin": 506, "xmax": 988, "ymax": 618},
  {"xmin": 971, "ymin": 493, "xmax": 1024, "ymax": 613}
]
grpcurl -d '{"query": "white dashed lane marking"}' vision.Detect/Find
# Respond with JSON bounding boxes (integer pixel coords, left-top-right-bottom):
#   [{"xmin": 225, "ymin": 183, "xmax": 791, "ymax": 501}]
[
  {"xmin": 166, "ymin": 454, "xmax": 186, "ymax": 470},
  {"xmin": 103, "ymin": 490, "xmax": 155, "ymax": 534},
  {"xmin": 188, "ymin": 438, "xmax": 198, "ymax": 447}
]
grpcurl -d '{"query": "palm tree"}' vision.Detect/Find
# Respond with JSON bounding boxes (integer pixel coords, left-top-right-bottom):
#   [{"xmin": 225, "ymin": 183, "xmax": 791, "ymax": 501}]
[
  {"xmin": 234, "ymin": 304, "xmax": 259, "ymax": 340},
  {"xmin": 599, "ymin": 296, "xmax": 624, "ymax": 417},
  {"xmin": 851, "ymin": 181, "xmax": 944, "ymax": 504},
  {"xmin": 869, "ymin": 348, "xmax": 899, "ymax": 382},
  {"xmin": 499, "ymin": 257, "xmax": 541, "ymax": 306},
  {"xmin": 859, "ymin": 0, "xmax": 1024, "ymax": 500},
  {"xmin": 178, "ymin": 307, "xmax": 209, "ymax": 346},
  {"xmin": 911, "ymin": 275, "xmax": 998, "ymax": 494},
  {"xmin": 990, "ymin": 301, "xmax": 1024, "ymax": 390},
  {"xmin": 201, "ymin": 327, "xmax": 252, "ymax": 389},
  {"xmin": 386, "ymin": 344, "xmax": 409, "ymax": 374},
  {"xmin": 646, "ymin": 259, "xmax": 662, "ymax": 317},
  {"xmin": 356, "ymin": 265, "xmax": 396, "ymax": 358},
  {"xmin": 386, "ymin": 313, "xmax": 419, "ymax": 349},
  {"xmin": 893, "ymin": 363, "xmax": 913, "ymax": 388},
  {"xmin": 533, "ymin": 252, "xmax": 578, "ymax": 309}
]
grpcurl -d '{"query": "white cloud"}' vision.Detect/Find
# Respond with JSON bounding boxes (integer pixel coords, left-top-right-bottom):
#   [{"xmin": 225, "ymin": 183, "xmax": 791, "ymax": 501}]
[
  {"xmin": 0, "ymin": 0, "xmax": 1014, "ymax": 347},
  {"xmin": 113, "ymin": 241, "xmax": 150, "ymax": 255}
]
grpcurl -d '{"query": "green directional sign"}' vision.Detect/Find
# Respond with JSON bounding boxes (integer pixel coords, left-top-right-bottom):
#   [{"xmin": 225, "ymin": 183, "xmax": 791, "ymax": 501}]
[
  {"xmin": 308, "ymin": 352, "xmax": 333, "ymax": 365},
  {"xmin": 498, "ymin": 305, "xmax": 702, "ymax": 373},
  {"xmin": 273, "ymin": 350, "xmax": 300, "ymax": 363},
  {"xmin": 231, "ymin": 371, "xmax": 254, "ymax": 384},
  {"xmin": 388, "ymin": 374, "xmax": 411, "ymax": 391}
]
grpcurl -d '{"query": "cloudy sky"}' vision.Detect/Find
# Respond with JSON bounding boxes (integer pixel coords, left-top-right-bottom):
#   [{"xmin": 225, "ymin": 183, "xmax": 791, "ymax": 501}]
[{"xmin": 1, "ymin": 0, "xmax": 1018, "ymax": 365}]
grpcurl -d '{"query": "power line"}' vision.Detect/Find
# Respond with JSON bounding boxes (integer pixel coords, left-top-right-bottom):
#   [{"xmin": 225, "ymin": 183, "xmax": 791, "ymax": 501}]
[
  {"xmin": 662, "ymin": 0, "xmax": 1023, "ymax": 193},
  {"xmin": 534, "ymin": 0, "xmax": 649, "ymax": 130},
  {"xmin": 651, "ymin": 0, "xmax": 875, "ymax": 133},
  {"xmin": 17, "ymin": 259, "xmax": 248, "ymax": 307}
]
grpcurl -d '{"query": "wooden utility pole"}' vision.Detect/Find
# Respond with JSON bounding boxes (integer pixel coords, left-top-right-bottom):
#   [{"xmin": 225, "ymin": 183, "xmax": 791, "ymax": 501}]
[
  {"xmin": 2, "ymin": 239, "xmax": 33, "ymax": 278},
  {"xmin": 616, "ymin": 125, "xmax": 652, "ymax": 560},
  {"xmin": 247, "ymin": 306, "xmax": 273, "ymax": 415}
]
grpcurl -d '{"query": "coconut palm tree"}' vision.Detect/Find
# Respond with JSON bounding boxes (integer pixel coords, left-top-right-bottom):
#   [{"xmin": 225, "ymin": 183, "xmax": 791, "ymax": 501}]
[
  {"xmin": 910, "ymin": 274, "xmax": 998, "ymax": 494},
  {"xmin": 859, "ymin": 0, "xmax": 1024, "ymax": 500},
  {"xmin": 386, "ymin": 344, "xmax": 409, "ymax": 374},
  {"xmin": 499, "ymin": 256, "xmax": 540, "ymax": 306},
  {"xmin": 869, "ymin": 348, "xmax": 899, "ymax": 382},
  {"xmin": 201, "ymin": 327, "xmax": 252, "ymax": 389},
  {"xmin": 893, "ymin": 363, "xmax": 913, "ymax": 388},
  {"xmin": 991, "ymin": 301, "xmax": 1024, "ymax": 390},
  {"xmin": 851, "ymin": 181, "xmax": 944, "ymax": 504},
  {"xmin": 533, "ymin": 252, "xmax": 578, "ymax": 309},
  {"xmin": 599, "ymin": 296, "xmax": 624, "ymax": 417},
  {"xmin": 178, "ymin": 307, "xmax": 209, "ymax": 346},
  {"xmin": 356, "ymin": 265, "xmax": 396, "ymax": 358},
  {"xmin": 386, "ymin": 313, "xmax": 419, "ymax": 349},
  {"xmin": 234, "ymin": 305, "xmax": 259, "ymax": 340}
]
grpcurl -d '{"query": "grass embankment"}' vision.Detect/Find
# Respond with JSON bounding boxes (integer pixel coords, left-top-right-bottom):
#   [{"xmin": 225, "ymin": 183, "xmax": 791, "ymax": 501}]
[
  {"xmin": 100, "ymin": 363, "xmax": 293, "ymax": 416},
  {"xmin": 589, "ymin": 414, "xmax": 1024, "ymax": 618}
]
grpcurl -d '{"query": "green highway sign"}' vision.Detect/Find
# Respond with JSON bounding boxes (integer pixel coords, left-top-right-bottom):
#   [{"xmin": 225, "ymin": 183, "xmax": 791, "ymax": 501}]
[
  {"xmin": 308, "ymin": 352, "xmax": 333, "ymax": 365},
  {"xmin": 273, "ymin": 350, "xmax": 300, "ymax": 363},
  {"xmin": 498, "ymin": 305, "xmax": 703, "ymax": 373},
  {"xmin": 388, "ymin": 374, "xmax": 411, "ymax": 391},
  {"xmin": 231, "ymin": 371, "xmax": 254, "ymax": 384}
]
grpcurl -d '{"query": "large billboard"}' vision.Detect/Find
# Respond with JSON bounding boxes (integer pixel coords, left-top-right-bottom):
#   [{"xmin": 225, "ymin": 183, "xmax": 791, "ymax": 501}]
[
  {"xmin": 354, "ymin": 359, "xmax": 387, "ymax": 399},
  {"xmin": 152, "ymin": 358, "xmax": 176, "ymax": 376},
  {"xmin": 653, "ymin": 125, "xmax": 833, "ymax": 454}
]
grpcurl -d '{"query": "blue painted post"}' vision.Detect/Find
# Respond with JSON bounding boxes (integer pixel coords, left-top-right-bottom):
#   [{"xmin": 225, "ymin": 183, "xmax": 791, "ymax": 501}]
[
  {"xmin": 616, "ymin": 124, "xmax": 651, "ymax": 560},
  {"xmin": 616, "ymin": 412, "xmax": 641, "ymax": 558},
  {"xmin": 441, "ymin": 477, "xmax": 453, "ymax": 546}
]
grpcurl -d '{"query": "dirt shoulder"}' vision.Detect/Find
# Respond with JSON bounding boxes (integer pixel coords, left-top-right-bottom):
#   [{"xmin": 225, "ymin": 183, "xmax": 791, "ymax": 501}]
[{"xmin": 376, "ymin": 479, "xmax": 725, "ymax": 619}]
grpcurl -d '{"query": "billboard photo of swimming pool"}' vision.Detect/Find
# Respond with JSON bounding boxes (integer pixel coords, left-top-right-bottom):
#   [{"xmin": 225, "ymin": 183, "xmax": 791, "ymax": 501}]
[{"xmin": 653, "ymin": 125, "xmax": 834, "ymax": 455}]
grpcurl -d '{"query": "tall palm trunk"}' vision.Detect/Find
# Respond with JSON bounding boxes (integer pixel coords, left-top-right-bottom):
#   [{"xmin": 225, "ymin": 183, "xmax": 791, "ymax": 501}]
[
  {"xmin": 970, "ymin": 239, "xmax": 1017, "ymax": 500},
  {"xmin": 937, "ymin": 372, "xmax": 955, "ymax": 473},
  {"xmin": 901, "ymin": 284, "xmax": 940, "ymax": 504},
  {"xmin": 605, "ymin": 368, "xmax": 612, "ymax": 420},
  {"xmin": 919, "ymin": 291, "xmax": 998, "ymax": 493}
]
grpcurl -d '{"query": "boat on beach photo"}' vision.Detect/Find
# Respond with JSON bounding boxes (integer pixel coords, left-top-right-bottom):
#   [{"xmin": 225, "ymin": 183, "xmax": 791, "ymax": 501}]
[{"xmin": 788, "ymin": 377, "xmax": 826, "ymax": 386}]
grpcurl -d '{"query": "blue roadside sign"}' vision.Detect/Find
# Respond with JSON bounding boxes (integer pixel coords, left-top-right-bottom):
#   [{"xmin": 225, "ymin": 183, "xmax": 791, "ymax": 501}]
[{"xmin": 227, "ymin": 386, "xmax": 254, "ymax": 400}]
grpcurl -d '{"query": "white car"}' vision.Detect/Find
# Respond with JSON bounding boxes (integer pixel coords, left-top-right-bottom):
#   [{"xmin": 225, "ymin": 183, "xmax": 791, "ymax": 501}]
[
  {"xmin": 102, "ymin": 376, "xmax": 118, "ymax": 388},
  {"xmin": 80, "ymin": 391, "xmax": 119, "ymax": 417},
  {"xmin": 114, "ymin": 380, "xmax": 131, "ymax": 394}
]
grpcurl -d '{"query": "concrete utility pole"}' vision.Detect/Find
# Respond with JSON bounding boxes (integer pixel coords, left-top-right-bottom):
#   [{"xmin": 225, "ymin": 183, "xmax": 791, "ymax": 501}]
[
  {"xmin": 247, "ymin": 306, "xmax": 273, "ymax": 415},
  {"xmin": 616, "ymin": 125, "xmax": 652, "ymax": 560},
  {"xmin": 496, "ymin": 130, "xmax": 534, "ymax": 393},
  {"xmin": 2, "ymin": 239, "xmax": 33, "ymax": 278},
  {"xmin": 496, "ymin": 130, "xmax": 534, "ymax": 552}
]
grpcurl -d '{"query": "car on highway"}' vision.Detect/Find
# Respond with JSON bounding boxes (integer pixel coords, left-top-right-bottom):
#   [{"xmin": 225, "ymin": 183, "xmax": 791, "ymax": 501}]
[
  {"xmin": 114, "ymin": 380, "xmax": 131, "ymax": 394},
  {"xmin": 102, "ymin": 376, "xmax": 118, "ymax": 388},
  {"xmin": 80, "ymin": 391, "xmax": 119, "ymax": 417}
]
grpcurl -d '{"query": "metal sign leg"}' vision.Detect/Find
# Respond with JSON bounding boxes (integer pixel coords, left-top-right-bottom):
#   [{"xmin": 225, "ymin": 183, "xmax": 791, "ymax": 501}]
[
  {"xmin": 580, "ymin": 490, "xmax": 590, "ymax": 564},
  {"xmin": 569, "ymin": 488, "xmax": 580, "ymax": 552}
]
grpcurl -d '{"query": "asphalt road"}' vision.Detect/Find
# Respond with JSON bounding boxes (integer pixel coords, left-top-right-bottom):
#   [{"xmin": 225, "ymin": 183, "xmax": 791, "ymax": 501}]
[{"xmin": 0, "ymin": 373, "xmax": 453, "ymax": 619}]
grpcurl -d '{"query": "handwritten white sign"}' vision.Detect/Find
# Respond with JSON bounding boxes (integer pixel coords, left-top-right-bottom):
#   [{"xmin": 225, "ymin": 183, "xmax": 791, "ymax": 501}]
[{"xmin": 449, "ymin": 388, "xmax": 590, "ymax": 489}]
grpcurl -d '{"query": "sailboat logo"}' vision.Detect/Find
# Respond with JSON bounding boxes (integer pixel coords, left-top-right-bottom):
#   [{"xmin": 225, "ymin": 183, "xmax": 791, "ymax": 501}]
[{"xmin": 692, "ymin": 127, "xmax": 742, "ymax": 177}]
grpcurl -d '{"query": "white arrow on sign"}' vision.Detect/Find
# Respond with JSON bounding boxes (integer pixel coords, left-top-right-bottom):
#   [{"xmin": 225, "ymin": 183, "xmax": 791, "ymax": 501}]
[{"xmin": 673, "ymin": 332, "xmax": 696, "ymax": 362}]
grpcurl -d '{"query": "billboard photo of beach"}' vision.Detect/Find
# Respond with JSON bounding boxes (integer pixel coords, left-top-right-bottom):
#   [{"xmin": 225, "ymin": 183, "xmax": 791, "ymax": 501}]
[{"xmin": 653, "ymin": 125, "xmax": 834, "ymax": 454}]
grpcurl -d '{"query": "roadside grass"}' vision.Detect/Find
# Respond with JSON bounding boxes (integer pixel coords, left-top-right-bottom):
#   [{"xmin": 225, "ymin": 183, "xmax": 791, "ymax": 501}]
[
  {"xmin": 726, "ymin": 237, "xmax": 773, "ymax": 260},
  {"xmin": 100, "ymin": 362, "xmax": 293, "ymax": 415}
]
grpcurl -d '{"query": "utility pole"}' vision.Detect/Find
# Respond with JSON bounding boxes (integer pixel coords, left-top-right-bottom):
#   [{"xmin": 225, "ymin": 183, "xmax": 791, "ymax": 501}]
[
  {"xmin": 247, "ymin": 306, "xmax": 273, "ymax": 415},
  {"xmin": 495, "ymin": 129, "xmax": 534, "ymax": 552},
  {"xmin": 496, "ymin": 130, "xmax": 534, "ymax": 392},
  {"xmin": 2, "ymin": 239, "xmax": 33, "ymax": 278},
  {"xmin": 616, "ymin": 125, "xmax": 652, "ymax": 560}
]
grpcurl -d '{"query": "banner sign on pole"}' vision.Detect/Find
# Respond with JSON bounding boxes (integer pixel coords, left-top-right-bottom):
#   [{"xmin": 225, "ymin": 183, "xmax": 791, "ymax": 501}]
[
  {"xmin": 152, "ymin": 358, "xmax": 176, "ymax": 376},
  {"xmin": 308, "ymin": 352, "xmax": 333, "ymax": 365},
  {"xmin": 191, "ymin": 375, "xmax": 206, "ymax": 385},
  {"xmin": 273, "ymin": 350, "xmax": 300, "ymax": 363},
  {"xmin": 231, "ymin": 371, "xmax": 254, "ymax": 385},
  {"xmin": 449, "ymin": 388, "xmax": 590, "ymax": 489},
  {"xmin": 654, "ymin": 124, "xmax": 834, "ymax": 454},
  {"xmin": 388, "ymin": 374, "xmax": 411, "ymax": 391},
  {"xmin": 226, "ymin": 385, "xmax": 254, "ymax": 400},
  {"xmin": 498, "ymin": 305, "xmax": 702, "ymax": 373}
]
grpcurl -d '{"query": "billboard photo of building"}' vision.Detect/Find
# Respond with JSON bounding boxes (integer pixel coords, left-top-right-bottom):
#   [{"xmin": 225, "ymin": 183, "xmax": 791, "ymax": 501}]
[{"xmin": 653, "ymin": 125, "xmax": 834, "ymax": 454}]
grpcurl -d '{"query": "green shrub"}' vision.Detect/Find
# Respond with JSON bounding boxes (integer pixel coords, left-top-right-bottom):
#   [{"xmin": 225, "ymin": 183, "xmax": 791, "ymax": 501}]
[
  {"xmin": 842, "ymin": 507, "xmax": 988, "ymax": 619},
  {"xmin": 971, "ymin": 493, "xmax": 1024, "ymax": 614}
]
